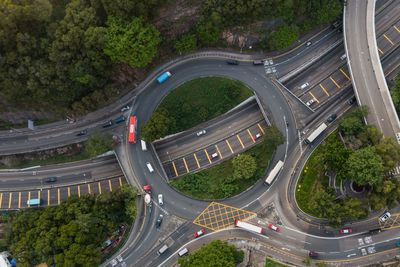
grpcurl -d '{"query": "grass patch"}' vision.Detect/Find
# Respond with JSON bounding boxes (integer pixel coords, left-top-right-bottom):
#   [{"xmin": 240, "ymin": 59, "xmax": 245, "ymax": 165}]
[
  {"xmin": 170, "ymin": 126, "xmax": 284, "ymax": 200},
  {"xmin": 157, "ymin": 77, "xmax": 253, "ymax": 134},
  {"xmin": 265, "ymin": 257, "xmax": 288, "ymax": 267}
]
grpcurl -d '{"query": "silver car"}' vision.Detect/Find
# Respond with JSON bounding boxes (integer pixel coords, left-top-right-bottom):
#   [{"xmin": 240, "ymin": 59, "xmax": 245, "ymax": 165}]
[{"xmin": 379, "ymin": 212, "xmax": 391, "ymax": 222}]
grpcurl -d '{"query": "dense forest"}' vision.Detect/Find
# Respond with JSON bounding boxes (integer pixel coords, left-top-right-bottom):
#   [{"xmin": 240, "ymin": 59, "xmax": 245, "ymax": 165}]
[{"xmin": 0, "ymin": 0, "xmax": 343, "ymax": 116}]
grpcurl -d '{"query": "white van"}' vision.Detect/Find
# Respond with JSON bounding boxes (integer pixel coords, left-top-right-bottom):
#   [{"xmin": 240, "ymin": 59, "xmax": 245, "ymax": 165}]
[
  {"xmin": 178, "ymin": 248, "xmax": 189, "ymax": 257},
  {"xmin": 146, "ymin": 162, "xmax": 154, "ymax": 173},
  {"xmin": 141, "ymin": 140, "xmax": 147, "ymax": 151},
  {"xmin": 340, "ymin": 54, "xmax": 347, "ymax": 60},
  {"xmin": 300, "ymin": 82, "xmax": 309, "ymax": 90},
  {"xmin": 157, "ymin": 244, "xmax": 168, "ymax": 255}
]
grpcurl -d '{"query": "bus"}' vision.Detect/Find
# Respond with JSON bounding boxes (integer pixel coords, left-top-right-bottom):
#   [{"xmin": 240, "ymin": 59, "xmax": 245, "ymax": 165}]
[
  {"xmin": 304, "ymin": 123, "xmax": 327, "ymax": 144},
  {"xmin": 235, "ymin": 220, "xmax": 263, "ymax": 234},
  {"xmin": 128, "ymin": 116, "xmax": 137, "ymax": 144},
  {"xmin": 27, "ymin": 198, "xmax": 41, "ymax": 206},
  {"xmin": 264, "ymin": 160, "xmax": 284, "ymax": 185}
]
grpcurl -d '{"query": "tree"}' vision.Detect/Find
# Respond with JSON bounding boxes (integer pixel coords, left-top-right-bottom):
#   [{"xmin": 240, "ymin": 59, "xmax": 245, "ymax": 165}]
[
  {"xmin": 140, "ymin": 108, "xmax": 176, "ymax": 142},
  {"xmin": 84, "ymin": 130, "xmax": 113, "ymax": 157},
  {"xmin": 232, "ymin": 154, "xmax": 257, "ymax": 180},
  {"xmin": 323, "ymin": 133, "xmax": 351, "ymax": 179},
  {"xmin": 345, "ymin": 146, "xmax": 384, "ymax": 186},
  {"xmin": 339, "ymin": 106, "xmax": 369, "ymax": 137},
  {"xmin": 357, "ymin": 126, "xmax": 382, "ymax": 146},
  {"xmin": 374, "ymin": 136, "xmax": 400, "ymax": 173},
  {"xmin": 268, "ymin": 25, "xmax": 299, "ymax": 50},
  {"xmin": 178, "ymin": 240, "xmax": 244, "ymax": 267},
  {"xmin": 104, "ymin": 16, "xmax": 160, "ymax": 68},
  {"xmin": 174, "ymin": 34, "xmax": 197, "ymax": 54},
  {"xmin": 308, "ymin": 188, "xmax": 337, "ymax": 219},
  {"xmin": 196, "ymin": 20, "xmax": 220, "ymax": 46},
  {"xmin": 99, "ymin": 0, "xmax": 163, "ymax": 21},
  {"xmin": 302, "ymin": 256, "xmax": 312, "ymax": 266}
]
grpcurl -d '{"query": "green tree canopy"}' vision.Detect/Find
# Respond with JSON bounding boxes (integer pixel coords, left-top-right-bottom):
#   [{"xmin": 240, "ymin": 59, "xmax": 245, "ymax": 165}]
[
  {"xmin": 374, "ymin": 136, "xmax": 400, "ymax": 173},
  {"xmin": 232, "ymin": 154, "xmax": 257, "ymax": 180},
  {"xmin": 174, "ymin": 34, "xmax": 197, "ymax": 54},
  {"xmin": 84, "ymin": 130, "xmax": 113, "ymax": 157},
  {"xmin": 339, "ymin": 106, "xmax": 369, "ymax": 137},
  {"xmin": 140, "ymin": 108, "xmax": 176, "ymax": 142},
  {"xmin": 323, "ymin": 133, "xmax": 351, "ymax": 179},
  {"xmin": 196, "ymin": 20, "xmax": 221, "ymax": 46},
  {"xmin": 345, "ymin": 146, "xmax": 384, "ymax": 186},
  {"xmin": 104, "ymin": 16, "xmax": 160, "ymax": 68},
  {"xmin": 99, "ymin": 0, "xmax": 163, "ymax": 21},
  {"xmin": 178, "ymin": 240, "xmax": 244, "ymax": 267},
  {"xmin": 268, "ymin": 25, "xmax": 299, "ymax": 50},
  {"xmin": 357, "ymin": 126, "xmax": 382, "ymax": 147}
]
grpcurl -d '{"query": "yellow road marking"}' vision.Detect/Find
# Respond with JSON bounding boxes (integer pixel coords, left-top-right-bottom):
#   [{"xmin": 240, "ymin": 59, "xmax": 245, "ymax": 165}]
[
  {"xmin": 119, "ymin": 177, "xmax": 122, "ymax": 187},
  {"xmin": 58, "ymin": 188, "xmax": 60, "ymax": 205},
  {"xmin": 340, "ymin": 69, "xmax": 351, "ymax": 80},
  {"xmin": 109, "ymin": 180, "xmax": 112, "ymax": 192},
  {"xmin": 330, "ymin": 76, "xmax": 341, "ymax": 88},
  {"xmin": 204, "ymin": 149, "xmax": 212, "ymax": 164},
  {"xmin": 378, "ymin": 47, "xmax": 384, "ymax": 54},
  {"xmin": 257, "ymin": 123, "xmax": 265, "ymax": 134},
  {"xmin": 319, "ymin": 84, "xmax": 330, "ymax": 96},
  {"xmin": 309, "ymin": 92, "xmax": 319, "ymax": 103},
  {"xmin": 394, "ymin": 25, "xmax": 400, "ymax": 33},
  {"xmin": 38, "ymin": 191, "xmax": 40, "ymax": 206},
  {"xmin": 88, "ymin": 184, "xmax": 91, "ymax": 194},
  {"xmin": 48, "ymin": 190, "xmax": 50, "ymax": 206},
  {"xmin": 194, "ymin": 153, "xmax": 201, "ymax": 168},
  {"xmin": 237, "ymin": 134, "xmax": 244, "ymax": 148},
  {"xmin": 172, "ymin": 161, "xmax": 178, "ymax": 176},
  {"xmin": 18, "ymin": 192, "xmax": 21, "ymax": 209},
  {"xmin": 183, "ymin": 158, "xmax": 189, "ymax": 173},
  {"xmin": 247, "ymin": 129, "xmax": 255, "ymax": 143},
  {"xmin": 78, "ymin": 186, "xmax": 80, "ymax": 197},
  {"xmin": 28, "ymin": 192, "xmax": 30, "ymax": 207},
  {"xmin": 8, "ymin": 192, "xmax": 12, "ymax": 209},
  {"xmin": 0, "ymin": 193, "xmax": 2, "ymax": 208},
  {"xmin": 383, "ymin": 34, "xmax": 394, "ymax": 45},
  {"xmin": 226, "ymin": 140, "xmax": 234, "ymax": 154},
  {"xmin": 68, "ymin": 187, "xmax": 70, "ymax": 197},
  {"xmin": 215, "ymin": 145, "xmax": 222, "ymax": 159},
  {"xmin": 98, "ymin": 182, "xmax": 102, "ymax": 194}
]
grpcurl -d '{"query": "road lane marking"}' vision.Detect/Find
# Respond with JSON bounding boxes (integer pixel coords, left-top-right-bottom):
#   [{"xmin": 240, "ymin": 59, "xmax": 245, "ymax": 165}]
[
  {"xmin": 394, "ymin": 25, "xmax": 400, "ymax": 33},
  {"xmin": 98, "ymin": 182, "xmax": 102, "ymax": 194},
  {"xmin": 383, "ymin": 34, "xmax": 394, "ymax": 45},
  {"xmin": 194, "ymin": 153, "xmax": 201, "ymax": 168},
  {"xmin": 28, "ymin": 192, "xmax": 30, "ymax": 207},
  {"xmin": 68, "ymin": 187, "xmax": 70, "ymax": 197},
  {"xmin": 215, "ymin": 145, "xmax": 223, "ymax": 159},
  {"xmin": 78, "ymin": 186, "xmax": 80, "ymax": 197},
  {"xmin": 378, "ymin": 47, "xmax": 384, "ymax": 54},
  {"xmin": 0, "ymin": 193, "xmax": 2, "ymax": 209},
  {"xmin": 38, "ymin": 191, "xmax": 40, "ymax": 206},
  {"xmin": 58, "ymin": 188, "xmax": 60, "ymax": 205},
  {"xmin": 48, "ymin": 190, "xmax": 50, "ymax": 206},
  {"xmin": 330, "ymin": 76, "xmax": 341, "ymax": 88},
  {"xmin": 248, "ymin": 129, "xmax": 255, "ymax": 143},
  {"xmin": 257, "ymin": 123, "xmax": 265, "ymax": 134},
  {"xmin": 309, "ymin": 92, "xmax": 320, "ymax": 103},
  {"xmin": 183, "ymin": 157, "xmax": 189, "ymax": 173},
  {"xmin": 237, "ymin": 134, "xmax": 244, "ymax": 148},
  {"xmin": 226, "ymin": 140, "xmax": 234, "ymax": 154},
  {"xmin": 340, "ymin": 68, "xmax": 351, "ymax": 80},
  {"xmin": 172, "ymin": 161, "xmax": 178, "ymax": 176},
  {"xmin": 8, "ymin": 192, "xmax": 12, "ymax": 209},
  {"xmin": 109, "ymin": 180, "xmax": 112, "ymax": 192},
  {"xmin": 119, "ymin": 177, "xmax": 122, "ymax": 187},
  {"xmin": 204, "ymin": 149, "xmax": 212, "ymax": 164},
  {"xmin": 319, "ymin": 84, "xmax": 330, "ymax": 96},
  {"xmin": 88, "ymin": 184, "xmax": 91, "ymax": 194},
  {"xmin": 18, "ymin": 192, "xmax": 21, "ymax": 209}
]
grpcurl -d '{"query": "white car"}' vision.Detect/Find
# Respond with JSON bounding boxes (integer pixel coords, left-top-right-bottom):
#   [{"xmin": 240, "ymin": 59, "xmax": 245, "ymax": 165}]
[
  {"xmin": 306, "ymin": 99, "xmax": 316, "ymax": 106},
  {"xmin": 121, "ymin": 105, "xmax": 130, "ymax": 112},
  {"xmin": 379, "ymin": 212, "xmax": 391, "ymax": 222},
  {"xmin": 158, "ymin": 194, "xmax": 163, "ymax": 205},
  {"xmin": 197, "ymin": 130, "xmax": 206, "ymax": 136},
  {"xmin": 110, "ymin": 259, "xmax": 118, "ymax": 267},
  {"xmin": 209, "ymin": 152, "xmax": 218, "ymax": 159}
]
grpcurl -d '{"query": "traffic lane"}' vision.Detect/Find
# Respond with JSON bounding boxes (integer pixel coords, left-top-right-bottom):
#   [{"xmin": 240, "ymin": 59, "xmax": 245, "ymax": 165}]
[
  {"xmin": 377, "ymin": 19, "xmax": 400, "ymax": 55},
  {"xmin": 375, "ymin": 0, "xmax": 400, "ymax": 35}
]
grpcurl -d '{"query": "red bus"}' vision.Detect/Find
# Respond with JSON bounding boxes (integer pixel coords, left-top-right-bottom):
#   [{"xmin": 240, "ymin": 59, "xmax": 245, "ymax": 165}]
[
  {"xmin": 235, "ymin": 220, "xmax": 263, "ymax": 234},
  {"xmin": 129, "ymin": 116, "xmax": 137, "ymax": 144}
]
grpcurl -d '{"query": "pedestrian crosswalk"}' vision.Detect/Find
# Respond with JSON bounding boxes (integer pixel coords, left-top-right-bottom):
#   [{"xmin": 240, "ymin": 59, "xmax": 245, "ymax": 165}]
[{"xmin": 264, "ymin": 59, "xmax": 276, "ymax": 75}]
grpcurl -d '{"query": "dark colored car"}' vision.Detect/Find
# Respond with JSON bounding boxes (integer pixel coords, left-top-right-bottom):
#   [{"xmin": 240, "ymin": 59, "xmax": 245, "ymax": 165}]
[
  {"xmin": 76, "ymin": 130, "xmax": 87, "ymax": 136},
  {"xmin": 45, "ymin": 177, "xmax": 57, "ymax": 183},
  {"xmin": 156, "ymin": 215, "xmax": 163, "ymax": 228},
  {"xmin": 348, "ymin": 97, "xmax": 356, "ymax": 105},
  {"xmin": 227, "ymin": 59, "xmax": 239, "ymax": 65},
  {"xmin": 309, "ymin": 251, "xmax": 318, "ymax": 258},
  {"xmin": 253, "ymin": 60, "xmax": 263, "ymax": 65},
  {"xmin": 102, "ymin": 121, "xmax": 113, "ymax": 128},
  {"xmin": 113, "ymin": 116, "xmax": 125, "ymax": 124},
  {"xmin": 327, "ymin": 114, "xmax": 337, "ymax": 123}
]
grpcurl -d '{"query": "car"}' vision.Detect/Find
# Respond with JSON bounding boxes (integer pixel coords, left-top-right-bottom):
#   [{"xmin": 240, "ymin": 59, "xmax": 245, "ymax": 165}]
[
  {"xmin": 309, "ymin": 251, "xmax": 318, "ymax": 258},
  {"xmin": 156, "ymin": 214, "xmax": 163, "ymax": 228},
  {"xmin": 102, "ymin": 121, "xmax": 113, "ymax": 128},
  {"xmin": 194, "ymin": 229, "xmax": 205, "ymax": 238},
  {"xmin": 121, "ymin": 106, "xmax": 130, "ymax": 112},
  {"xmin": 327, "ymin": 114, "xmax": 337, "ymax": 123},
  {"xmin": 76, "ymin": 130, "xmax": 87, "ymax": 136},
  {"xmin": 197, "ymin": 130, "xmax": 206, "ymax": 136},
  {"xmin": 227, "ymin": 59, "xmax": 239, "ymax": 65},
  {"xmin": 379, "ymin": 212, "xmax": 391, "ymax": 222},
  {"xmin": 209, "ymin": 152, "xmax": 218, "ymax": 159},
  {"xmin": 143, "ymin": 185, "xmax": 151, "ymax": 193},
  {"xmin": 158, "ymin": 194, "xmax": 163, "ymax": 205},
  {"xmin": 253, "ymin": 133, "xmax": 263, "ymax": 140},
  {"xmin": 268, "ymin": 224, "xmax": 279, "ymax": 232},
  {"xmin": 253, "ymin": 60, "xmax": 263, "ymax": 65},
  {"xmin": 340, "ymin": 228, "xmax": 352, "ymax": 234},
  {"xmin": 110, "ymin": 259, "xmax": 118, "ymax": 267},
  {"xmin": 306, "ymin": 41, "xmax": 312, "ymax": 47},
  {"xmin": 348, "ymin": 97, "xmax": 356, "ymax": 105},
  {"xmin": 396, "ymin": 241, "xmax": 400, "ymax": 247},
  {"xmin": 45, "ymin": 177, "xmax": 57, "ymax": 183},
  {"xmin": 306, "ymin": 99, "xmax": 316, "ymax": 106},
  {"xmin": 300, "ymin": 82, "xmax": 310, "ymax": 90}
]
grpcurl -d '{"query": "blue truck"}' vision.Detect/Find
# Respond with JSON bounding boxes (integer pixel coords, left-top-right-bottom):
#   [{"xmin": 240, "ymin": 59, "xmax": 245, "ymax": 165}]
[
  {"xmin": 157, "ymin": 72, "xmax": 171, "ymax": 84},
  {"xmin": 27, "ymin": 198, "xmax": 41, "ymax": 206}
]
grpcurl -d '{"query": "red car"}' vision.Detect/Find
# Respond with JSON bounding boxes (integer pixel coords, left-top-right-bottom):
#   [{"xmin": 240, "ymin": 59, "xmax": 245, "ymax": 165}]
[
  {"xmin": 340, "ymin": 228, "xmax": 352, "ymax": 234},
  {"xmin": 194, "ymin": 229, "xmax": 205, "ymax": 238},
  {"xmin": 268, "ymin": 224, "xmax": 279, "ymax": 232}
]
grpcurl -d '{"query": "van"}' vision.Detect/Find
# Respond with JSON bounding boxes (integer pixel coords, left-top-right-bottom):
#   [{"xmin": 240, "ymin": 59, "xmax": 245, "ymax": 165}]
[
  {"xmin": 157, "ymin": 244, "xmax": 168, "ymax": 255},
  {"xmin": 253, "ymin": 60, "xmax": 263, "ymax": 65},
  {"xmin": 146, "ymin": 162, "xmax": 154, "ymax": 173},
  {"xmin": 114, "ymin": 116, "xmax": 125, "ymax": 124},
  {"xmin": 340, "ymin": 54, "xmax": 347, "ymax": 60},
  {"xmin": 141, "ymin": 140, "xmax": 147, "ymax": 151},
  {"xmin": 178, "ymin": 248, "xmax": 189, "ymax": 257},
  {"xmin": 300, "ymin": 82, "xmax": 309, "ymax": 89}
]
